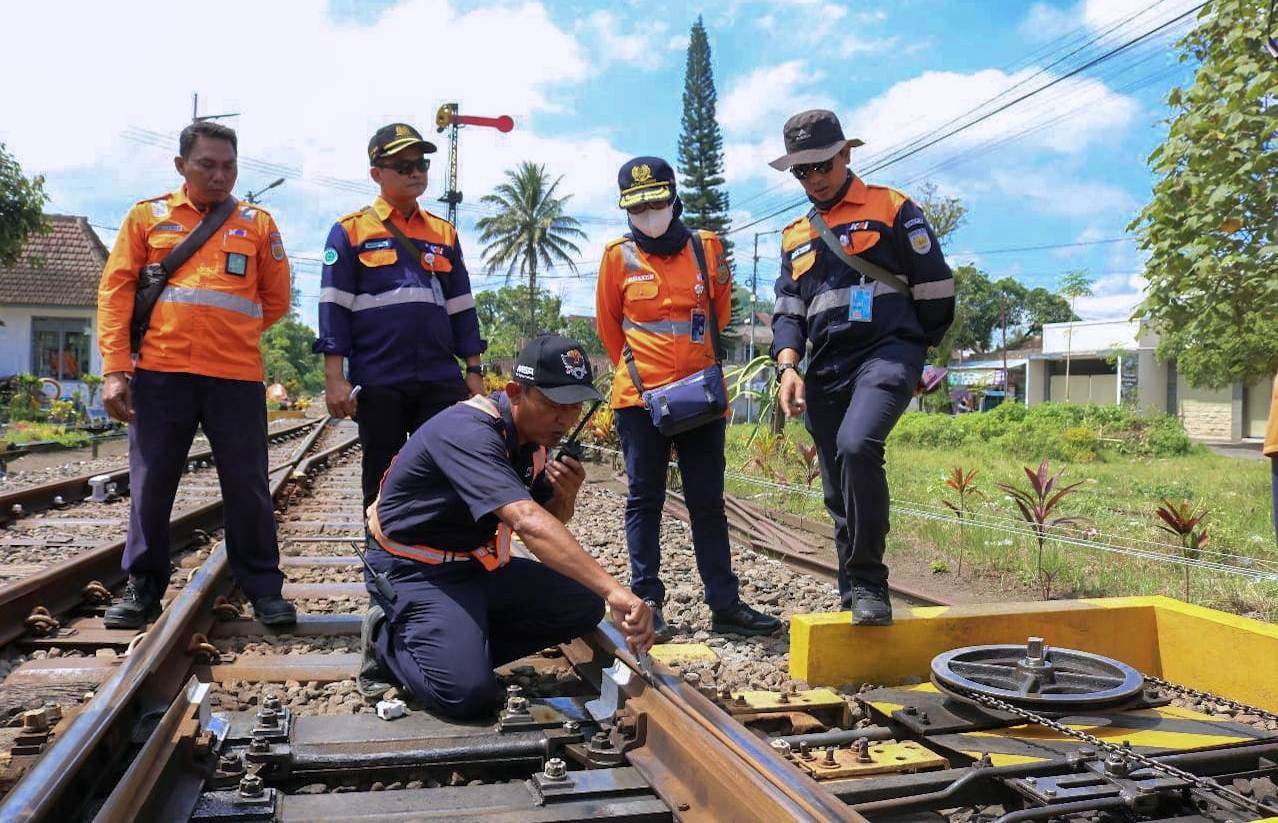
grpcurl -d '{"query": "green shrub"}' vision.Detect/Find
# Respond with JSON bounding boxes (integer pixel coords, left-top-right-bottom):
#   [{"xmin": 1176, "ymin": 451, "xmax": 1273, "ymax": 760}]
[{"xmin": 891, "ymin": 412, "xmax": 964, "ymax": 448}]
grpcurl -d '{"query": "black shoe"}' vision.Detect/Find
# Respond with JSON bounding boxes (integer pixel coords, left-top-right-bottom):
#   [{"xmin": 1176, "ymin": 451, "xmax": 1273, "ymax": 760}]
[
  {"xmin": 103, "ymin": 576, "xmax": 163, "ymax": 629},
  {"xmin": 646, "ymin": 600, "xmax": 676, "ymax": 644},
  {"xmin": 251, "ymin": 594, "xmax": 297, "ymax": 626},
  {"xmin": 710, "ymin": 602, "xmax": 782, "ymax": 637},
  {"xmin": 850, "ymin": 583, "xmax": 893, "ymax": 626},
  {"xmin": 357, "ymin": 605, "xmax": 396, "ymax": 700}
]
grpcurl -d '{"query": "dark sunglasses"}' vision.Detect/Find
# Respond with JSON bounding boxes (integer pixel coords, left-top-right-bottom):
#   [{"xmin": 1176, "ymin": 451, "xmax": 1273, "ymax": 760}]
[
  {"xmin": 379, "ymin": 157, "xmax": 430, "ymax": 176},
  {"xmin": 791, "ymin": 158, "xmax": 834, "ymax": 181},
  {"xmin": 624, "ymin": 200, "xmax": 670, "ymax": 215}
]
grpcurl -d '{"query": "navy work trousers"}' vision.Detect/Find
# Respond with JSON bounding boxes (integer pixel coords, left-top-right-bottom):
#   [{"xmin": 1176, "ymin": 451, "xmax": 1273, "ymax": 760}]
[
  {"xmin": 365, "ymin": 543, "xmax": 604, "ymax": 719},
  {"xmin": 804, "ymin": 344, "xmax": 923, "ymax": 604},
  {"xmin": 123, "ymin": 369, "xmax": 283, "ymax": 599},
  {"xmin": 614, "ymin": 409, "xmax": 739, "ymax": 611},
  {"xmin": 357, "ymin": 380, "xmax": 467, "ymax": 510}
]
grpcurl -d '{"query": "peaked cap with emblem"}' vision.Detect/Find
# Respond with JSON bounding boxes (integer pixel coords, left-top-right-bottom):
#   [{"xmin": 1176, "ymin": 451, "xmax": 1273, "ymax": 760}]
[
  {"xmin": 769, "ymin": 109, "xmax": 864, "ymax": 171},
  {"xmin": 368, "ymin": 122, "xmax": 437, "ymax": 164},
  {"xmin": 617, "ymin": 156, "xmax": 677, "ymax": 209},
  {"xmin": 514, "ymin": 333, "xmax": 602, "ymax": 404}
]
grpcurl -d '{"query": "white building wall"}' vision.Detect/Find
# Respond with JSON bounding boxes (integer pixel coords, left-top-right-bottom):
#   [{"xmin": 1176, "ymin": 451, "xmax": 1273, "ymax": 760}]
[
  {"xmin": 0, "ymin": 305, "xmax": 100, "ymax": 399},
  {"xmin": 1042, "ymin": 318, "xmax": 1142, "ymax": 355}
]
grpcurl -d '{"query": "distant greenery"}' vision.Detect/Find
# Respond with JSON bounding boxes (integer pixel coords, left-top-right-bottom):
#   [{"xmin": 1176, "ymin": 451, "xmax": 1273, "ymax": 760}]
[
  {"xmin": 476, "ymin": 285, "xmax": 603, "ymax": 361},
  {"xmin": 4, "ymin": 421, "xmax": 90, "ymax": 448},
  {"xmin": 0, "ymin": 142, "xmax": 48, "ymax": 267},
  {"xmin": 260, "ymin": 313, "xmax": 324, "ymax": 396}
]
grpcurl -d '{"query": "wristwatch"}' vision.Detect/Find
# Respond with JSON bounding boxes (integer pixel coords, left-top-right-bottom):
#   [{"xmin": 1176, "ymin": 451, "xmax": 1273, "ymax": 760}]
[
  {"xmin": 776, "ymin": 362, "xmax": 798, "ymax": 377},
  {"xmin": 465, "ymin": 365, "xmax": 485, "ymax": 376}
]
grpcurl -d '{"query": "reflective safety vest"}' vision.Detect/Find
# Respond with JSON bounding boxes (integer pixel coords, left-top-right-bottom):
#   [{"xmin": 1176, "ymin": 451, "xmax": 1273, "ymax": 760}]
[
  {"xmin": 366, "ymin": 395, "xmax": 547, "ymax": 570},
  {"xmin": 97, "ymin": 187, "xmax": 292, "ymax": 381},
  {"xmin": 595, "ymin": 229, "xmax": 732, "ymax": 409}
]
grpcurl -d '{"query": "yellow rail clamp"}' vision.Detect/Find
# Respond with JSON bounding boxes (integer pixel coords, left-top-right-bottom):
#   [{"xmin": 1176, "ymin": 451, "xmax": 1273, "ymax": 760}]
[
  {"xmin": 647, "ymin": 643, "xmax": 718, "ymax": 665},
  {"xmin": 794, "ymin": 739, "xmax": 949, "ymax": 780},
  {"xmin": 723, "ymin": 687, "xmax": 845, "ymax": 715},
  {"xmin": 789, "ymin": 597, "xmax": 1278, "ymax": 712}
]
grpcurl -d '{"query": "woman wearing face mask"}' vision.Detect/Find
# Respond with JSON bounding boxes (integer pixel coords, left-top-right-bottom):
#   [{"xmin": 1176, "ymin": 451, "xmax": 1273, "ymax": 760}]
[{"xmin": 595, "ymin": 156, "xmax": 781, "ymax": 641}]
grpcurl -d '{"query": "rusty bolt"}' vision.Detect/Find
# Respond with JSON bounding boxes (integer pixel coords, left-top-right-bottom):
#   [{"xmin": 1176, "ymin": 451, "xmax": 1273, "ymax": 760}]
[
  {"xmin": 823, "ymin": 747, "xmax": 837, "ymax": 766},
  {"xmin": 249, "ymin": 737, "xmax": 270, "ymax": 753},
  {"xmin": 25, "ymin": 606, "xmax": 60, "ymax": 636},
  {"xmin": 255, "ymin": 707, "xmax": 278, "ymax": 727},
  {"xmin": 799, "ymin": 741, "xmax": 813, "ymax": 760},
  {"xmin": 186, "ymin": 633, "xmax": 219, "ymax": 663},
  {"xmin": 262, "ymin": 694, "xmax": 282, "ymax": 711},
  {"xmin": 683, "ymin": 671, "xmax": 700, "ymax": 686},
  {"xmin": 219, "ymin": 752, "xmax": 244, "ymax": 774},
  {"xmin": 778, "ymin": 691, "xmax": 790, "ymax": 704},
  {"xmin": 82, "ymin": 580, "xmax": 111, "ymax": 606},
  {"xmin": 733, "ymin": 693, "xmax": 747, "ymax": 707},
  {"xmin": 192, "ymin": 729, "xmax": 215, "ymax": 758},
  {"xmin": 543, "ymin": 757, "xmax": 567, "ymax": 780},
  {"xmin": 677, "ymin": 803, "xmax": 691, "ymax": 812},
  {"xmin": 771, "ymin": 739, "xmax": 792, "ymax": 758},
  {"xmin": 854, "ymin": 738, "xmax": 872, "ymax": 764},
  {"xmin": 238, "ymin": 773, "xmax": 264, "ymax": 798},
  {"xmin": 719, "ymin": 685, "xmax": 732, "ymax": 701},
  {"xmin": 211, "ymin": 596, "xmax": 243, "ymax": 621}
]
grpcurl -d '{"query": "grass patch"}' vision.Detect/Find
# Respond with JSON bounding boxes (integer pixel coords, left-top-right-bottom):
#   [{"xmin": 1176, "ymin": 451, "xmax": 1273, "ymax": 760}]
[
  {"xmin": 720, "ymin": 406, "xmax": 1277, "ymax": 619},
  {"xmin": 3, "ymin": 421, "xmax": 92, "ymax": 448}
]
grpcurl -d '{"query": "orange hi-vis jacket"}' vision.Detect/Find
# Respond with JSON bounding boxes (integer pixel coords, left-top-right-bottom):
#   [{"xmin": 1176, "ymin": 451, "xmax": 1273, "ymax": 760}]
[
  {"xmin": 1265, "ymin": 371, "xmax": 1277, "ymax": 458},
  {"xmin": 595, "ymin": 229, "xmax": 731, "ymax": 409},
  {"xmin": 98, "ymin": 187, "xmax": 292, "ymax": 381}
]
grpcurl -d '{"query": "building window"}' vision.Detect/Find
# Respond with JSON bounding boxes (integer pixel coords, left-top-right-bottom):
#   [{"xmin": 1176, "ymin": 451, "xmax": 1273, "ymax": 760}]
[{"xmin": 31, "ymin": 317, "xmax": 89, "ymax": 380}]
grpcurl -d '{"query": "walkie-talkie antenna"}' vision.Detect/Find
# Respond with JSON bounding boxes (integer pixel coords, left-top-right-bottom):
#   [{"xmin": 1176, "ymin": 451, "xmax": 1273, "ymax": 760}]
[{"xmin": 350, "ymin": 540, "xmax": 396, "ymax": 610}]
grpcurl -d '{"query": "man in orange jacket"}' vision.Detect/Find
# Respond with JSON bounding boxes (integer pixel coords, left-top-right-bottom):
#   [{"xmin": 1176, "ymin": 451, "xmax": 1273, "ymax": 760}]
[{"xmin": 97, "ymin": 121, "xmax": 295, "ymax": 629}]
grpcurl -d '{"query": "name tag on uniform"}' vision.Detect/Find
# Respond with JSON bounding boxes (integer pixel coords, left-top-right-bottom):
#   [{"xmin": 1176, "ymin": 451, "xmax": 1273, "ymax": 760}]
[
  {"xmin": 848, "ymin": 284, "xmax": 873, "ymax": 322},
  {"xmin": 690, "ymin": 309, "xmax": 707, "ymax": 343},
  {"xmin": 226, "ymin": 252, "xmax": 248, "ymax": 277}
]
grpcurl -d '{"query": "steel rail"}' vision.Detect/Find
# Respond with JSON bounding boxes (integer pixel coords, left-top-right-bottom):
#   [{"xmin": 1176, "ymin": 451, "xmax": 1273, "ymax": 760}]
[
  {"xmin": 564, "ymin": 621, "xmax": 866, "ymax": 822},
  {"xmin": 0, "ymin": 424, "xmax": 359, "ymax": 822},
  {"xmin": 0, "ymin": 416, "xmax": 319, "ymax": 523}
]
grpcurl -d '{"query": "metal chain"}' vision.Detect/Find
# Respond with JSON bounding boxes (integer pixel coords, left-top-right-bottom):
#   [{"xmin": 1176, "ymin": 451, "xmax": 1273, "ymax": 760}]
[
  {"xmin": 953, "ymin": 687, "xmax": 1278, "ymax": 817},
  {"xmin": 1146, "ymin": 675, "xmax": 1278, "ymax": 727}
]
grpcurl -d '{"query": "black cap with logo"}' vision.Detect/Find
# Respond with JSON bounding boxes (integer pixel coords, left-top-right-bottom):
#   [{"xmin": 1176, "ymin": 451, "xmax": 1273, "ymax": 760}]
[
  {"xmin": 513, "ymin": 333, "xmax": 602, "ymax": 404},
  {"xmin": 368, "ymin": 123, "xmax": 437, "ymax": 164},
  {"xmin": 768, "ymin": 109, "xmax": 865, "ymax": 171},
  {"xmin": 617, "ymin": 156, "xmax": 677, "ymax": 209}
]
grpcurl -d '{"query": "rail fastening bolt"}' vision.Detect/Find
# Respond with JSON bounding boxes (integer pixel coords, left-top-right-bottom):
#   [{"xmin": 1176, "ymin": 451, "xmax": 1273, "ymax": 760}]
[
  {"xmin": 771, "ymin": 739, "xmax": 792, "ymax": 758},
  {"xmin": 903, "ymin": 706, "xmax": 918, "ymax": 716},
  {"xmin": 506, "ymin": 695, "xmax": 529, "ymax": 714},
  {"xmin": 219, "ymin": 752, "xmax": 243, "ymax": 773},
  {"xmin": 562, "ymin": 720, "xmax": 580, "ymax": 733},
  {"xmin": 249, "ymin": 738, "xmax": 270, "ymax": 753},
  {"xmin": 263, "ymin": 694, "xmax": 282, "ymax": 711},
  {"xmin": 823, "ymin": 747, "xmax": 837, "ymax": 766},
  {"xmin": 52, "ymin": 495, "xmax": 65, "ymax": 507},
  {"xmin": 683, "ymin": 671, "xmax": 700, "ymax": 686},
  {"xmin": 255, "ymin": 707, "xmax": 278, "ymax": 727},
  {"xmin": 543, "ymin": 757, "xmax": 567, "ymax": 780},
  {"xmin": 10, "ymin": 504, "xmax": 21, "ymax": 517},
  {"xmin": 239, "ymin": 773, "xmax": 264, "ymax": 798},
  {"xmin": 799, "ymin": 741, "xmax": 813, "ymax": 760},
  {"xmin": 591, "ymin": 731, "xmax": 611, "ymax": 748},
  {"xmin": 778, "ymin": 691, "xmax": 790, "ymax": 704}
]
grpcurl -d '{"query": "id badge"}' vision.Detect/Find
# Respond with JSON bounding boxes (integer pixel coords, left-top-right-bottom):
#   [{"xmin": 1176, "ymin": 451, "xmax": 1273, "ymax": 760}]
[
  {"xmin": 690, "ymin": 309, "xmax": 707, "ymax": 343},
  {"xmin": 848, "ymin": 284, "xmax": 873, "ymax": 322},
  {"xmin": 225, "ymin": 252, "xmax": 248, "ymax": 277}
]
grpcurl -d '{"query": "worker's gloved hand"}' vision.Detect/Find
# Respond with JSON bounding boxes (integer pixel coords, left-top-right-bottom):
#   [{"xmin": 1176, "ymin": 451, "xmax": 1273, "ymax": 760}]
[
  {"xmin": 102, "ymin": 372, "xmax": 133, "ymax": 424},
  {"xmin": 607, "ymin": 588, "xmax": 655, "ymax": 655},
  {"xmin": 325, "ymin": 375, "xmax": 357, "ymax": 419},
  {"xmin": 546, "ymin": 454, "xmax": 585, "ymax": 504}
]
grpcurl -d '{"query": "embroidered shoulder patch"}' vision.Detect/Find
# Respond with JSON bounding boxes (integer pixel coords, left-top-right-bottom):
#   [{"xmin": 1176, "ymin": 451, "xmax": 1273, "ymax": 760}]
[
  {"xmin": 323, "ymin": 247, "xmax": 339, "ymax": 266},
  {"xmin": 908, "ymin": 228, "xmax": 932, "ymax": 255}
]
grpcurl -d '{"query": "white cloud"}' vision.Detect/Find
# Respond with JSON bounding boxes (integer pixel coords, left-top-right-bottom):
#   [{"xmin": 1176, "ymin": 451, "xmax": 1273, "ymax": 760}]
[
  {"xmin": 1019, "ymin": 3, "xmax": 1078, "ymax": 41},
  {"xmin": 1020, "ymin": 0, "xmax": 1200, "ymax": 43},
  {"xmin": 719, "ymin": 61, "xmax": 834, "ymax": 135},
  {"xmin": 577, "ymin": 11, "xmax": 672, "ymax": 71},
  {"xmin": 981, "ymin": 169, "xmax": 1137, "ymax": 217}
]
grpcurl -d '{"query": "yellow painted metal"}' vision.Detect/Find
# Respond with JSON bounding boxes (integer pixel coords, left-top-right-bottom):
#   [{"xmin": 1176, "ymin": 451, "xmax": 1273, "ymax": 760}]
[
  {"xmin": 647, "ymin": 643, "xmax": 718, "ymax": 665},
  {"xmin": 794, "ymin": 740, "xmax": 949, "ymax": 780},
  {"xmin": 789, "ymin": 596, "xmax": 1278, "ymax": 712},
  {"xmin": 723, "ymin": 687, "xmax": 845, "ymax": 714}
]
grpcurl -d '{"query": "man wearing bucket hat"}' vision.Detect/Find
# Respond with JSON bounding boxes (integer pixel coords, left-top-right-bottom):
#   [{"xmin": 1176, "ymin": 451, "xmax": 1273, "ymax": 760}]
[
  {"xmin": 769, "ymin": 110, "xmax": 955, "ymax": 626},
  {"xmin": 314, "ymin": 122, "xmax": 488, "ymax": 512},
  {"xmin": 356, "ymin": 333, "xmax": 655, "ymax": 717},
  {"xmin": 596, "ymin": 156, "xmax": 782, "ymax": 641}
]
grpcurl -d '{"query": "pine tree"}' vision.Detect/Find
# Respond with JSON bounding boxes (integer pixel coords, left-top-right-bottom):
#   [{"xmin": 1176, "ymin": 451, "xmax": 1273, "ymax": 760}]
[{"xmin": 677, "ymin": 17, "xmax": 733, "ymax": 267}]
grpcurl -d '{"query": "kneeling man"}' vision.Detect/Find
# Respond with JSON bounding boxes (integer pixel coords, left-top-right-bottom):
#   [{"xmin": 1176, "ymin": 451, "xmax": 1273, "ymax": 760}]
[{"xmin": 359, "ymin": 333, "xmax": 654, "ymax": 718}]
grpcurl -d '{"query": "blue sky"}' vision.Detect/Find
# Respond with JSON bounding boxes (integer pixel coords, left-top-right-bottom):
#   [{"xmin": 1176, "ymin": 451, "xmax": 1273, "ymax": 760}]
[{"xmin": 0, "ymin": 0, "xmax": 1204, "ymax": 330}]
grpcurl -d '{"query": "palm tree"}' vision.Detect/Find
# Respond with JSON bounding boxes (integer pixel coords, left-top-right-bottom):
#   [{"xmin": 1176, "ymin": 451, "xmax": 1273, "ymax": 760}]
[
  {"xmin": 475, "ymin": 163, "xmax": 587, "ymax": 340},
  {"xmin": 1057, "ymin": 269, "xmax": 1093, "ymax": 402}
]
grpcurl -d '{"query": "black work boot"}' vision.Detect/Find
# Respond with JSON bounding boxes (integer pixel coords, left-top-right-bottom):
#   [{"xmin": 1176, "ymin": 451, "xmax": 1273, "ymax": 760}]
[
  {"xmin": 357, "ymin": 605, "xmax": 396, "ymax": 700},
  {"xmin": 711, "ymin": 601, "xmax": 783, "ymax": 637},
  {"xmin": 103, "ymin": 576, "xmax": 163, "ymax": 629},
  {"xmin": 251, "ymin": 594, "xmax": 297, "ymax": 627},
  {"xmin": 850, "ymin": 583, "xmax": 893, "ymax": 626},
  {"xmin": 645, "ymin": 600, "xmax": 676, "ymax": 644}
]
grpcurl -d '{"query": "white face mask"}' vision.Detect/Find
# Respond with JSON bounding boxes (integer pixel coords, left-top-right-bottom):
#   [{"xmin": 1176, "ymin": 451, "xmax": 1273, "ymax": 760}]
[{"xmin": 630, "ymin": 205, "xmax": 675, "ymax": 238}]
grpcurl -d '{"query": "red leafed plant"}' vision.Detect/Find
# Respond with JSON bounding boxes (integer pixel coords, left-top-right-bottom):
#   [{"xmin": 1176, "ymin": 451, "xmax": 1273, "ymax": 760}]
[
  {"xmin": 794, "ymin": 441, "xmax": 821, "ymax": 486},
  {"xmin": 941, "ymin": 466, "xmax": 983, "ymax": 575},
  {"xmin": 1154, "ymin": 498, "xmax": 1208, "ymax": 601},
  {"xmin": 997, "ymin": 459, "xmax": 1085, "ymax": 599}
]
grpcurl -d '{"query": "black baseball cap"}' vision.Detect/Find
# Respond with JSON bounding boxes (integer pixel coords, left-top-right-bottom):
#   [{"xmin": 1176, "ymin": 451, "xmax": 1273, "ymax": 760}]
[
  {"xmin": 769, "ymin": 109, "xmax": 864, "ymax": 171},
  {"xmin": 513, "ymin": 333, "xmax": 602, "ymax": 404},
  {"xmin": 617, "ymin": 156, "xmax": 676, "ymax": 209},
  {"xmin": 368, "ymin": 123, "xmax": 437, "ymax": 164}
]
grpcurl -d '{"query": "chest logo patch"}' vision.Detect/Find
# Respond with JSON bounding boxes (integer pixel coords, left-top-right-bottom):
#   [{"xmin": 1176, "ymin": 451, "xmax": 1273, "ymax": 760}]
[{"xmin": 908, "ymin": 228, "xmax": 932, "ymax": 255}]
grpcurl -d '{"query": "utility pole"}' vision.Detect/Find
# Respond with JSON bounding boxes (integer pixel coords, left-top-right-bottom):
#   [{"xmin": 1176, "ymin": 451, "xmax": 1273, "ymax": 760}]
[
  {"xmin": 999, "ymin": 291, "xmax": 1008, "ymax": 406},
  {"xmin": 749, "ymin": 228, "xmax": 782, "ymax": 422}
]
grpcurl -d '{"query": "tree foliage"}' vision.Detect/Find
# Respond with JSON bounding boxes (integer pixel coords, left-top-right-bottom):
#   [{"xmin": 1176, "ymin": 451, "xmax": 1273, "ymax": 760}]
[
  {"xmin": 938, "ymin": 265, "xmax": 1077, "ymax": 358},
  {"xmin": 475, "ymin": 163, "xmax": 586, "ymax": 338},
  {"xmin": 914, "ymin": 181, "xmax": 968, "ymax": 248},
  {"xmin": 677, "ymin": 16, "xmax": 733, "ymax": 266},
  {"xmin": 474, "ymin": 286, "xmax": 604, "ymax": 360},
  {"xmin": 0, "ymin": 143, "xmax": 48, "ymax": 268},
  {"xmin": 1132, "ymin": 0, "xmax": 1278, "ymax": 388},
  {"xmin": 261, "ymin": 313, "xmax": 324, "ymax": 396}
]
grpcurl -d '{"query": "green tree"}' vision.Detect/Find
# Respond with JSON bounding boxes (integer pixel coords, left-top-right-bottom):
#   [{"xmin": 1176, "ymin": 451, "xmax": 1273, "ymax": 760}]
[
  {"xmin": 0, "ymin": 143, "xmax": 48, "ymax": 267},
  {"xmin": 475, "ymin": 163, "xmax": 586, "ymax": 339},
  {"xmin": 915, "ymin": 181, "xmax": 968, "ymax": 248},
  {"xmin": 1057, "ymin": 269, "xmax": 1093, "ymax": 396},
  {"xmin": 475, "ymin": 286, "xmax": 564, "ymax": 360},
  {"xmin": 1019, "ymin": 287, "xmax": 1076, "ymax": 342},
  {"xmin": 677, "ymin": 16, "xmax": 733, "ymax": 267},
  {"xmin": 561, "ymin": 316, "xmax": 604, "ymax": 356},
  {"xmin": 260, "ymin": 314, "xmax": 325, "ymax": 395},
  {"xmin": 1131, "ymin": 0, "xmax": 1278, "ymax": 388}
]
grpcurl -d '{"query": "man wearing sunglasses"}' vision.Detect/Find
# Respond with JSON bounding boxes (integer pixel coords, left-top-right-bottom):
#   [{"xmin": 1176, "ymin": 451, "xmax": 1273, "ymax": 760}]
[
  {"xmin": 769, "ymin": 110, "xmax": 955, "ymax": 626},
  {"xmin": 314, "ymin": 123, "xmax": 487, "ymax": 512}
]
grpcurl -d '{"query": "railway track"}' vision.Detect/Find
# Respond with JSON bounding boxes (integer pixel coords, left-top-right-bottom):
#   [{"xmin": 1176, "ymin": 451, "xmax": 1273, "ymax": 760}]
[{"xmin": 0, "ymin": 438, "xmax": 1272, "ymax": 822}]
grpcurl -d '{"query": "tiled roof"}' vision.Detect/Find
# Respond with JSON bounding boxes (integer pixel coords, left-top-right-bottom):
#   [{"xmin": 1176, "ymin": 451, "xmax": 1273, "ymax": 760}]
[{"xmin": 0, "ymin": 214, "xmax": 108, "ymax": 307}]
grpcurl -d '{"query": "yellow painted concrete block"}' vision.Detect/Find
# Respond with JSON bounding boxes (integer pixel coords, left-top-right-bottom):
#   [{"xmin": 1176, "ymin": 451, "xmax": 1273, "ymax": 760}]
[{"xmin": 648, "ymin": 643, "xmax": 718, "ymax": 665}]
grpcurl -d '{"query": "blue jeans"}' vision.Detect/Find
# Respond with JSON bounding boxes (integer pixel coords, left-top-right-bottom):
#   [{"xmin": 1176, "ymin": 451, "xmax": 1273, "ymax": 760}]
[
  {"xmin": 804, "ymin": 344, "xmax": 923, "ymax": 603},
  {"xmin": 615, "ymin": 409, "xmax": 739, "ymax": 611}
]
